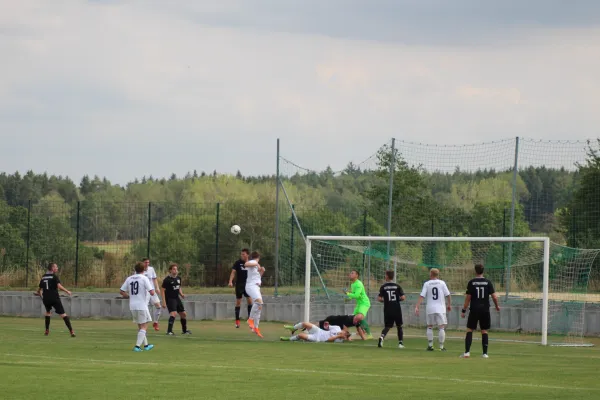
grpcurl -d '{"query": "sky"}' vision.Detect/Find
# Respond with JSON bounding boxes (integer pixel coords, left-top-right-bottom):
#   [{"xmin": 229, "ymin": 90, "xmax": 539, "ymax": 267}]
[{"xmin": 1, "ymin": 0, "xmax": 600, "ymax": 185}]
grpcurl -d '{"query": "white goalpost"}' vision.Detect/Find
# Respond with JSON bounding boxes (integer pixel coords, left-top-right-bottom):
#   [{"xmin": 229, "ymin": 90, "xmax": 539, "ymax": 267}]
[{"xmin": 304, "ymin": 235, "xmax": 600, "ymax": 347}]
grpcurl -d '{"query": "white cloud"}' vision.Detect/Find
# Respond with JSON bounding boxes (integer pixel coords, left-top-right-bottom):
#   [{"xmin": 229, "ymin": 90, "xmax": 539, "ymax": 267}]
[{"xmin": 0, "ymin": 1, "xmax": 599, "ymax": 184}]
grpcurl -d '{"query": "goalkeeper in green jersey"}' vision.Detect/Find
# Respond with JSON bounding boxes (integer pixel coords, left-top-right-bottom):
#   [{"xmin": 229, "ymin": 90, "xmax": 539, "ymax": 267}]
[{"xmin": 346, "ymin": 270, "xmax": 373, "ymax": 339}]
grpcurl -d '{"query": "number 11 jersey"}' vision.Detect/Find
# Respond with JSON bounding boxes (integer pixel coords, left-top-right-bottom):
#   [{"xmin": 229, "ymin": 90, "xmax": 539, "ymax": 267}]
[
  {"xmin": 466, "ymin": 277, "xmax": 495, "ymax": 311},
  {"xmin": 120, "ymin": 274, "xmax": 153, "ymax": 311},
  {"xmin": 420, "ymin": 279, "xmax": 450, "ymax": 314}
]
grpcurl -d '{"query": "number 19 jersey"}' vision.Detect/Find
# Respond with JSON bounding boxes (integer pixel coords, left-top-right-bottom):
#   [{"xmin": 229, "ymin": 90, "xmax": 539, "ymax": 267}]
[
  {"xmin": 120, "ymin": 274, "xmax": 153, "ymax": 311},
  {"xmin": 420, "ymin": 279, "xmax": 450, "ymax": 314}
]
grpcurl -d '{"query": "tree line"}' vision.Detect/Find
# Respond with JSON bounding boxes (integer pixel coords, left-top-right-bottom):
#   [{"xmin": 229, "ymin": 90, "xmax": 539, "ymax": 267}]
[{"xmin": 0, "ymin": 140, "xmax": 599, "ymax": 288}]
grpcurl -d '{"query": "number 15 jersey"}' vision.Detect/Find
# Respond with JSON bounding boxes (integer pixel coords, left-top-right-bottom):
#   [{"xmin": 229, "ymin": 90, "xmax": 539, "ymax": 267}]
[
  {"xmin": 379, "ymin": 282, "xmax": 405, "ymax": 314},
  {"xmin": 420, "ymin": 279, "xmax": 450, "ymax": 314},
  {"xmin": 120, "ymin": 274, "xmax": 153, "ymax": 311}
]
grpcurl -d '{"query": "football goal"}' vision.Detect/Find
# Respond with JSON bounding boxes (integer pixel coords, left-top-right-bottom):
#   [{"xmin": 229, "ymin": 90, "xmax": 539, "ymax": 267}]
[{"xmin": 304, "ymin": 236, "xmax": 600, "ymax": 347}]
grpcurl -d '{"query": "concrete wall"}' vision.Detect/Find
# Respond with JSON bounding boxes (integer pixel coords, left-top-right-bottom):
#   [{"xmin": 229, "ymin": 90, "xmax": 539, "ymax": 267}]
[{"xmin": 1, "ymin": 292, "xmax": 599, "ymax": 336}]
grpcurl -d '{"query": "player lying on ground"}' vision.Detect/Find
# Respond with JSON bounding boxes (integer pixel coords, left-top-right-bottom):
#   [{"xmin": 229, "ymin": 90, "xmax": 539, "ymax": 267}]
[
  {"xmin": 415, "ymin": 268, "xmax": 451, "ymax": 351},
  {"xmin": 345, "ymin": 269, "xmax": 373, "ymax": 339},
  {"xmin": 320, "ymin": 314, "xmax": 367, "ymax": 340},
  {"xmin": 142, "ymin": 258, "xmax": 162, "ymax": 331},
  {"xmin": 460, "ymin": 264, "xmax": 500, "ymax": 359},
  {"xmin": 35, "ymin": 262, "xmax": 75, "ymax": 337},
  {"xmin": 281, "ymin": 321, "xmax": 352, "ymax": 343},
  {"xmin": 377, "ymin": 270, "xmax": 406, "ymax": 348},
  {"xmin": 244, "ymin": 251, "xmax": 266, "ymax": 338},
  {"xmin": 228, "ymin": 248, "xmax": 253, "ymax": 328},
  {"xmin": 120, "ymin": 261, "xmax": 156, "ymax": 352},
  {"xmin": 161, "ymin": 263, "xmax": 191, "ymax": 336}
]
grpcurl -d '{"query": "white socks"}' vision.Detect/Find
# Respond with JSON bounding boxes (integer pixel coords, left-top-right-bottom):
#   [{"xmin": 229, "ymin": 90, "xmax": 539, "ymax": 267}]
[
  {"xmin": 290, "ymin": 335, "xmax": 299, "ymax": 341},
  {"xmin": 293, "ymin": 322, "xmax": 304, "ymax": 330},
  {"xmin": 136, "ymin": 329, "xmax": 146, "ymax": 347},
  {"xmin": 426, "ymin": 327, "xmax": 434, "ymax": 346},
  {"xmin": 250, "ymin": 303, "xmax": 262, "ymax": 327},
  {"xmin": 143, "ymin": 334, "xmax": 148, "ymax": 346},
  {"xmin": 439, "ymin": 328, "xmax": 446, "ymax": 348},
  {"xmin": 154, "ymin": 306, "xmax": 161, "ymax": 322}
]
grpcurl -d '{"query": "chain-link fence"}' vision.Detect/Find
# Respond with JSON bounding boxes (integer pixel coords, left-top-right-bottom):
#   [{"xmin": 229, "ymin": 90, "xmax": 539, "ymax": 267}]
[{"xmin": 1, "ymin": 137, "xmax": 599, "ymax": 291}]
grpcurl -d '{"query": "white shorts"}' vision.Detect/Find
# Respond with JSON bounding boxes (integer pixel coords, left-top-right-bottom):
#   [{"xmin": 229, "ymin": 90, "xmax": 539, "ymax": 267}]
[
  {"xmin": 245, "ymin": 284, "xmax": 262, "ymax": 301},
  {"xmin": 426, "ymin": 313, "xmax": 447, "ymax": 326},
  {"xmin": 305, "ymin": 325, "xmax": 322, "ymax": 342},
  {"xmin": 148, "ymin": 293, "xmax": 161, "ymax": 306},
  {"xmin": 131, "ymin": 309, "xmax": 153, "ymax": 324}
]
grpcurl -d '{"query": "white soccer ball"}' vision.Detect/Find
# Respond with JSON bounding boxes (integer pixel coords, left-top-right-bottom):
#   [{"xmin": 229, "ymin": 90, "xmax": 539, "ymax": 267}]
[{"xmin": 230, "ymin": 225, "xmax": 241, "ymax": 235}]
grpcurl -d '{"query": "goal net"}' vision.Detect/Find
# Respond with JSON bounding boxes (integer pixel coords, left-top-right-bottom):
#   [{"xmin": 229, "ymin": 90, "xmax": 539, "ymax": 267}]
[{"xmin": 304, "ymin": 236, "xmax": 600, "ymax": 346}]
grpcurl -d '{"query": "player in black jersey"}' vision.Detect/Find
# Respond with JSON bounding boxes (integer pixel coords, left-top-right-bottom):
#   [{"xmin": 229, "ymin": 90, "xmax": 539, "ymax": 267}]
[
  {"xmin": 228, "ymin": 249, "xmax": 253, "ymax": 328},
  {"xmin": 161, "ymin": 263, "xmax": 191, "ymax": 335},
  {"xmin": 377, "ymin": 270, "xmax": 406, "ymax": 348},
  {"xmin": 35, "ymin": 263, "xmax": 75, "ymax": 337},
  {"xmin": 460, "ymin": 264, "xmax": 500, "ymax": 358},
  {"xmin": 319, "ymin": 315, "xmax": 366, "ymax": 340}
]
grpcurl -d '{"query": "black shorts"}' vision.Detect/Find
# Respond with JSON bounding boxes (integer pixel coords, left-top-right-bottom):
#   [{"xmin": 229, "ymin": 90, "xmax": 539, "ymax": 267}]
[
  {"xmin": 323, "ymin": 315, "xmax": 356, "ymax": 329},
  {"xmin": 235, "ymin": 285, "xmax": 249, "ymax": 299},
  {"xmin": 384, "ymin": 309, "xmax": 403, "ymax": 327},
  {"xmin": 43, "ymin": 297, "xmax": 65, "ymax": 315},
  {"xmin": 467, "ymin": 309, "xmax": 491, "ymax": 330},
  {"xmin": 167, "ymin": 298, "xmax": 185, "ymax": 313}
]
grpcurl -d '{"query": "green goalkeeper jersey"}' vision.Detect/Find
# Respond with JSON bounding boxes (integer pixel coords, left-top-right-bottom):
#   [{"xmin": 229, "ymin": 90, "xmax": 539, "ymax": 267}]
[{"xmin": 347, "ymin": 280, "xmax": 370, "ymax": 308}]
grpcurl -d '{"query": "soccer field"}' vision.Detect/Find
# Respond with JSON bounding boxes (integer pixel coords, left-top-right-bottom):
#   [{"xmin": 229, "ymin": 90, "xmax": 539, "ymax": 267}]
[{"xmin": 1, "ymin": 318, "xmax": 599, "ymax": 400}]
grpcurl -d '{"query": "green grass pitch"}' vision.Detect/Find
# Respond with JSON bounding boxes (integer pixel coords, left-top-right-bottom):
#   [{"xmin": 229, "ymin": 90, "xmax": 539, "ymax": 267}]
[{"xmin": 1, "ymin": 317, "xmax": 599, "ymax": 400}]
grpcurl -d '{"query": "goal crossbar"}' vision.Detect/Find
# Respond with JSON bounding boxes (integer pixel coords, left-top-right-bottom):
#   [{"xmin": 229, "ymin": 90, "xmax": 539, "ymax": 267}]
[{"xmin": 305, "ymin": 236, "xmax": 551, "ymax": 345}]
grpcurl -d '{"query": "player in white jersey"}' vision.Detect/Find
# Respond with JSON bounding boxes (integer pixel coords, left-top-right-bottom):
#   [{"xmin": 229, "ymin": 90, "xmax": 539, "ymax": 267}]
[
  {"xmin": 280, "ymin": 321, "xmax": 352, "ymax": 343},
  {"xmin": 119, "ymin": 261, "xmax": 156, "ymax": 352},
  {"xmin": 142, "ymin": 258, "xmax": 162, "ymax": 331},
  {"xmin": 415, "ymin": 268, "xmax": 452, "ymax": 351},
  {"xmin": 244, "ymin": 251, "xmax": 265, "ymax": 338}
]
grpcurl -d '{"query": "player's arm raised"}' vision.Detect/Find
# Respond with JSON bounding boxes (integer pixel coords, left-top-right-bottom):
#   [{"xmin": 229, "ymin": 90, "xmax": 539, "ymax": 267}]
[{"xmin": 346, "ymin": 284, "xmax": 361, "ymax": 299}]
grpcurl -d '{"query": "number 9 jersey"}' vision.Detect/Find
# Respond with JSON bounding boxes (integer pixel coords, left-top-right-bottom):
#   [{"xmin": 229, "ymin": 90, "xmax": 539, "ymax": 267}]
[
  {"xmin": 120, "ymin": 274, "xmax": 154, "ymax": 311},
  {"xmin": 419, "ymin": 279, "xmax": 450, "ymax": 315}
]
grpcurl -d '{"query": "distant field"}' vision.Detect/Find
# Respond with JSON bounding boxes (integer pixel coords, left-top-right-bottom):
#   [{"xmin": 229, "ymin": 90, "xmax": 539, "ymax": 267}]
[
  {"xmin": 1, "ymin": 318, "xmax": 599, "ymax": 400},
  {"xmin": 82, "ymin": 241, "xmax": 134, "ymax": 253}
]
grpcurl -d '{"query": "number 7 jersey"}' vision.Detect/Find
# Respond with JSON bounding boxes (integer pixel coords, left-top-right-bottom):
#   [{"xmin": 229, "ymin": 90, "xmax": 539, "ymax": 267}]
[
  {"xmin": 420, "ymin": 279, "xmax": 451, "ymax": 314},
  {"xmin": 120, "ymin": 274, "xmax": 153, "ymax": 311}
]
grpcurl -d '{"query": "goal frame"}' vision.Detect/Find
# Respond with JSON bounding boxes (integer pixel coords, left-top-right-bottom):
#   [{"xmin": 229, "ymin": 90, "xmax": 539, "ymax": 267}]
[{"xmin": 305, "ymin": 235, "xmax": 551, "ymax": 346}]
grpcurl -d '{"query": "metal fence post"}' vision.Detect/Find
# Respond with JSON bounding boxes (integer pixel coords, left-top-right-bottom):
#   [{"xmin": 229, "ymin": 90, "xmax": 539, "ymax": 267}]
[
  {"xmin": 147, "ymin": 202, "xmax": 152, "ymax": 259},
  {"xmin": 362, "ymin": 210, "xmax": 367, "ymax": 277},
  {"xmin": 386, "ymin": 138, "xmax": 396, "ymax": 266},
  {"xmin": 215, "ymin": 202, "xmax": 220, "ymax": 286},
  {"xmin": 288, "ymin": 204, "xmax": 295, "ymax": 285},
  {"xmin": 25, "ymin": 199, "xmax": 31, "ymax": 287},
  {"xmin": 506, "ymin": 137, "xmax": 520, "ymax": 300},
  {"xmin": 274, "ymin": 138, "xmax": 280, "ymax": 296},
  {"xmin": 75, "ymin": 201, "xmax": 81, "ymax": 286}
]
